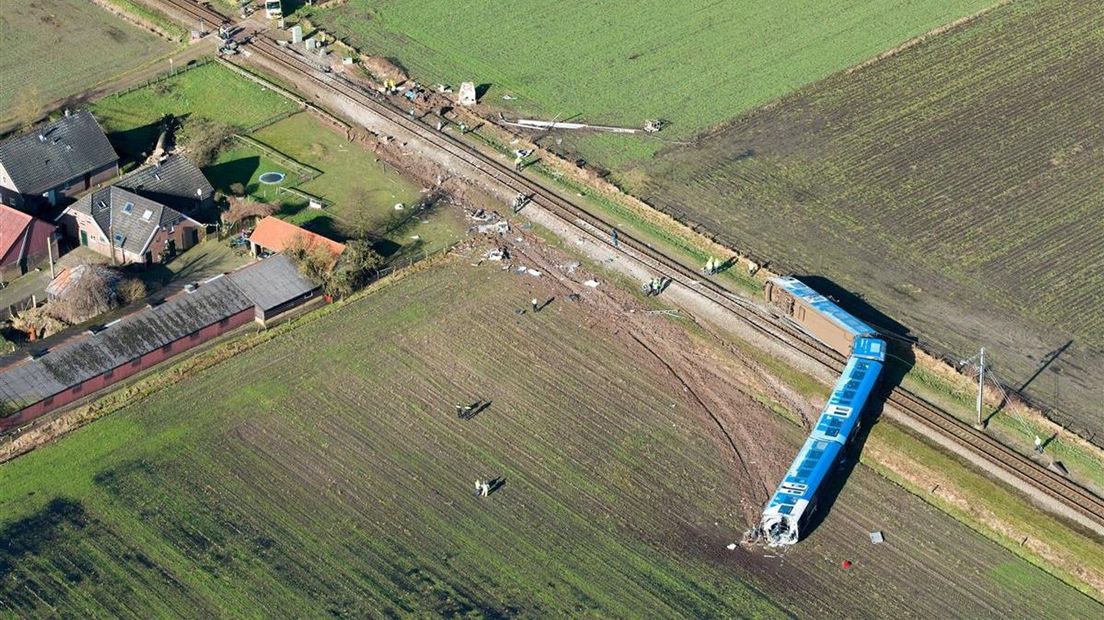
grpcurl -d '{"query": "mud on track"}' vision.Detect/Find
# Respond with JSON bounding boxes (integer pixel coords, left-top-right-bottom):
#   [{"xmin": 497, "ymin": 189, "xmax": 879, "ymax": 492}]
[
  {"xmin": 633, "ymin": 0, "xmax": 1104, "ymax": 440},
  {"xmin": 0, "ymin": 233, "xmax": 1097, "ymax": 616}
]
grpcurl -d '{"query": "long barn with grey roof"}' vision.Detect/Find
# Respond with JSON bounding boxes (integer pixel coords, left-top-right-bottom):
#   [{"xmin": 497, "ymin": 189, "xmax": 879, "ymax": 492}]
[
  {"xmin": 0, "ymin": 110, "xmax": 118, "ymax": 211},
  {"xmin": 0, "ymin": 255, "xmax": 321, "ymax": 428}
]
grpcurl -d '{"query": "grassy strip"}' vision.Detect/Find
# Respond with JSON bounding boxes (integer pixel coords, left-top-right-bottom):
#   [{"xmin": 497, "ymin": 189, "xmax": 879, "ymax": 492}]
[
  {"xmin": 101, "ymin": 0, "xmax": 188, "ymax": 40},
  {"xmin": 899, "ymin": 360, "xmax": 1104, "ymax": 493},
  {"xmin": 863, "ymin": 421, "xmax": 1104, "ymax": 602}
]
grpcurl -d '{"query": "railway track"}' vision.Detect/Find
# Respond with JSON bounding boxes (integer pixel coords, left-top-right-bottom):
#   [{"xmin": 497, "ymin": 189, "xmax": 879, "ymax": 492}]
[
  {"xmin": 158, "ymin": 0, "xmax": 229, "ymax": 28},
  {"xmin": 237, "ymin": 34, "xmax": 1104, "ymax": 530}
]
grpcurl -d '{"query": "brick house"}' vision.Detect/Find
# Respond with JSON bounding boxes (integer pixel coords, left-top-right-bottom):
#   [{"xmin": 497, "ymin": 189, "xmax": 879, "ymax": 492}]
[
  {"xmin": 58, "ymin": 186, "xmax": 202, "ymax": 265},
  {"xmin": 0, "ymin": 204, "xmax": 58, "ymax": 281},
  {"xmin": 0, "ymin": 110, "xmax": 119, "ymax": 212}
]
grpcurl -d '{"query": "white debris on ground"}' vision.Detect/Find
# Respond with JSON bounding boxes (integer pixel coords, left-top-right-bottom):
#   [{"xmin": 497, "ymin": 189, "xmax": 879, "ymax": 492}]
[
  {"xmin": 394, "ymin": 203, "xmax": 405, "ymax": 210},
  {"xmin": 477, "ymin": 221, "xmax": 510, "ymax": 234},
  {"xmin": 583, "ymin": 279, "xmax": 600, "ymax": 288},
  {"xmin": 526, "ymin": 268, "xmax": 541, "ymax": 277},
  {"xmin": 870, "ymin": 531, "xmax": 884, "ymax": 544},
  {"xmin": 726, "ymin": 543, "xmax": 737, "ymax": 551}
]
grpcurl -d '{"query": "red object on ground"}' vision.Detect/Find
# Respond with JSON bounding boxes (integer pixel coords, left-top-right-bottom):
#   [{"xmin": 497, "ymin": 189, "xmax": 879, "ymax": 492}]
[{"xmin": 841, "ymin": 560, "xmax": 853, "ymax": 569}]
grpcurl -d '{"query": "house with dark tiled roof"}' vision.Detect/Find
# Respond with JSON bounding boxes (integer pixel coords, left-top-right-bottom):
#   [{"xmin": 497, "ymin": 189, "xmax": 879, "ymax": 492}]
[
  {"xmin": 58, "ymin": 186, "xmax": 202, "ymax": 265},
  {"xmin": 0, "ymin": 110, "xmax": 118, "ymax": 211},
  {"xmin": 0, "ymin": 204, "xmax": 57, "ymax": 281},
  {"xmin": 115, "ymin": 154, "xmax": 215, "ymax": 217}
]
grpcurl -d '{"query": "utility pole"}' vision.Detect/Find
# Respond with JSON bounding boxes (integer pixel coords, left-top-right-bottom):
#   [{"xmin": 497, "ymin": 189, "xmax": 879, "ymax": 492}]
[
  {"xmin": 975, "ymin": 347, "xmax": 985, "ymax": 429},
  {"xmin": 46, "ymin": 232, "xmax": 56, "ymax": 279}
]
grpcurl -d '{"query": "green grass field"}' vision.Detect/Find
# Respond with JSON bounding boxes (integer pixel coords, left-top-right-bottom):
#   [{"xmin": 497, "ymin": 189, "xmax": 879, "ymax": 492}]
[
  {"xmin": 1, "ymin": 260, "xmax": 1097, "ymax": 617},
  {"xmin": 92, "ymin": 62, "xmax": 298, "ymax": 160},
  {"xmin": 0, "ymin": 0, "xmax": 173, "ymax": 121},
  {"xmin": 207, "ymin": 112, "xmax": 463, "ymax": 255},
  {"xmin": 306, "ymin": 0, "xmax": 993, "ymax": 167}
]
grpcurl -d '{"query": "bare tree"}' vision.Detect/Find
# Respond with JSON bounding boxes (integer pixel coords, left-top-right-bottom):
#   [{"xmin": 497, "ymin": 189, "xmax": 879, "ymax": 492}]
[
  {"xmin": 221, "ymin": 199, "xmax": 275, "ymax": 227},
  {"xmin": 344, "ymin": 185, "xmax": 376, "ymax": 239},
  {"xmin": 181, "ymin": 118, "xmax": 234, "ymax": 167},
  {"xmin": 50, "ymin": 265, "xmax": 120, "ymax": 324}
]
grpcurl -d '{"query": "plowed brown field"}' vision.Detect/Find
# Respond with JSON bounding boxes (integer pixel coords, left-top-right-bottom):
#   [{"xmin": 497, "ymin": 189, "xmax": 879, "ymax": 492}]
[{"xmin": 633, "ymin": 0, "xmax": 1104, "ymax": 439}]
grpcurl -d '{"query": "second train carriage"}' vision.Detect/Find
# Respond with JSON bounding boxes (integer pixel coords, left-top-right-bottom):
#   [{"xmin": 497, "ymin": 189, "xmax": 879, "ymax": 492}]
[
  {"xmin": 765, "ymin": 276, "xmax": 872, "ymax": 357},
  {"xmin": 759, "ymin": 277, "xmax": 887, "ymax": 546}
]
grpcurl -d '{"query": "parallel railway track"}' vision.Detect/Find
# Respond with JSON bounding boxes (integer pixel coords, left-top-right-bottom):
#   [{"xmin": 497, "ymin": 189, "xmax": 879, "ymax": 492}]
[
  {"xmin": 158, "ymin": 0, "xmax": 230, "ymax": 27},
  {"xmin": 152, "ymin": 19, "xmax": 1104, "ymax": 530},
  {"xmin": 245, "ymin": 35, "xmax": 1104, "ymax": 531}
]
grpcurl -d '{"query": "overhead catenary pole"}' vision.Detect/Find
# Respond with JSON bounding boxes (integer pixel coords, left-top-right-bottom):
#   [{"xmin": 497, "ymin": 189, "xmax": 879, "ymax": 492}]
[{"xmin": 976, "ymin": 347, "xmax": 985, "ymax": 429}]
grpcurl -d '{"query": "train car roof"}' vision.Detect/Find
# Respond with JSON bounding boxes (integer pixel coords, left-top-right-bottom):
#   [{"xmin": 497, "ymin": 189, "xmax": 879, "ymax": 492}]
[
  {"xmin": 771, "ymin": 277, "xmax": 876, "ymax": 338},
  {"xmin": 766, "ymin": 436, "xmax": 843, "ymax": 511},
  {"xmin": 813, "ymin": 356, "xmax": 882, "ymax": 443},
  {"xmin": 852, "ymin": 336, "xmax": 886, "ymax": 362}
]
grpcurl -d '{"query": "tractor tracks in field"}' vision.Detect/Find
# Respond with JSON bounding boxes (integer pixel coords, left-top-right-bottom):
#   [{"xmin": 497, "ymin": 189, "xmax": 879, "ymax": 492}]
[
  {"xmin": 235, "ymin": 31, "xmax": 1104, "ymax": 537},
  {"xmin": 139, "ymin": 0, "xmax": 1104, "ymax": 536}
]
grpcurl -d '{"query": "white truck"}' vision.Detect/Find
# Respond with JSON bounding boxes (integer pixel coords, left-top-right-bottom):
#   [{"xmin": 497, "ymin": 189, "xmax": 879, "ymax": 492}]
[{"xmin": 264, "ymin": 1, "xmax": 283, "ymax": 18}]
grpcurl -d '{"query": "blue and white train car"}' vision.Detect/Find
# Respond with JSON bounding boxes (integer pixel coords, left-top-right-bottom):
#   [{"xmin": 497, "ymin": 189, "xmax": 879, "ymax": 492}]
[
  {"xmin": 765, "ymin": 276, "xmax": 874, "ymax": 357},
  {"xmin": 760, "ymin": 278, "xmax": 887, "ymax": 546}
]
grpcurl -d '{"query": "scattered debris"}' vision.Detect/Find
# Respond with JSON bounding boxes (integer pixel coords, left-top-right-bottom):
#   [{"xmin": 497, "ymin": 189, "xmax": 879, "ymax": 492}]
[
  {"xmin": 726, "ymin": 543, "xmax": 737, "ymax": 551},
  {"xmin": 870, "ymin": 531, "xmax": 884, "ymax": 544},
  {"xmin": 583, "ymin": 279, "xmax": 600, "ymax": 288},
  {"xmin": 394, "ymin": 202, "xmax": 405, "ymax": 210},
  {"xmin": 511, "ymin": 192, "xmax": 531, "ymax": 213},
  {"xmin": 476, "ymin": 221, "xmax": 510, "ymax": 234},
  {"xmin": 502, "ymin": 94, "xmax": 516, "ymax": 101},
  {"xmin": 841, "ymin": 560, "xmax": 853, "ymax": 569},
  {"xmin": 565, "ymin": 293, "xmax": 580, "ymax": 302},
  {"xmin": 526, "ymin": 268, "xmax": 541, "ymax": 277},
  {"xmin": 484, "ymin": 248, "xmax": 507, "ymax": 261},
  {"xmin": 410, "ymin": 235, "xmax": 421, "ymax": 240},
  {"xmin": 501, "ymin": 116, "xmax": 640, "ymax": 134},
  {"xmin": 561, "ymin": 260, "xmax": 581, "ymax": 273},
  {"xmin": 458, "ymin": 81, "xmax": 477, "ymax": 106},
  {"xmin": 642, "ymin": 276, "xmax": 670, "ymax": 297},
  {"xmin": 643, "ymin": 119, "xmax": 667, "ymax": 133}
]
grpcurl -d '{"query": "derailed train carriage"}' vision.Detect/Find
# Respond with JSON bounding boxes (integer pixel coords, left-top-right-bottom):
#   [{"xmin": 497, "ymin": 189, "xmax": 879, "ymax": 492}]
[{"xmin": 759, "ymin": 277, "xmax": 887, "ymax": 545}]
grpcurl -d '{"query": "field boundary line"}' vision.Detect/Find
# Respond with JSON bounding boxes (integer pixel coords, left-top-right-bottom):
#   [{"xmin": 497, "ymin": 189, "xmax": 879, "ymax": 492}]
[
  {"xmin": 845, "ymin": 0, "xmax": 1012, "ymax": 75},
  {"xmin": 0, "ymin": 250, "xmax": 454, "ymax": 464}
]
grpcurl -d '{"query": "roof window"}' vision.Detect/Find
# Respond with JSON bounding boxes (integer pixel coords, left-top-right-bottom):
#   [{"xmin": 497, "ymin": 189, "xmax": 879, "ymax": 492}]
[
  {"xmin": 114, "ymin": 232, "xmax": 125, "ymax": 245},
  {"xmin": 141, "ymin": 209, "xmax": 153, "ymax": 221},
  {"xmin": 122, "ymin": 202, "xmax": 134, "ymax": 214}
]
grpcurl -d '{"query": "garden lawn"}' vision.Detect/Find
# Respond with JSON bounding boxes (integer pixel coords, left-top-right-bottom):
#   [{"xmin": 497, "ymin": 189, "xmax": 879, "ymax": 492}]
[
  {"xmin": 91, "ymin": 62, "xmax": 298, "ymax": 159},
  {"xmin": 207, "ymin": 112, "xmax": 462, "ymax": 255}
]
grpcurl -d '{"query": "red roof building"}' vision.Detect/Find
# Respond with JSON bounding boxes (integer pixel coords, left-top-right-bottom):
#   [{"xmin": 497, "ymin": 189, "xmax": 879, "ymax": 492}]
[
  {"xmin": 248, "ymin": 216, "xmax": 345, "ymax": 265},
  {"xmin": 0, "ymin": 204, "xmax": 57, "ymax": 281}
]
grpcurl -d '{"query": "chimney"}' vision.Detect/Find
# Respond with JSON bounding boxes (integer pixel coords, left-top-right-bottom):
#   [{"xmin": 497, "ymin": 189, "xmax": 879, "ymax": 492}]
[
  {"xmin": 38, "ymin": 134, "xmax": 45, "ymax": 142},
  {"xmin": 64, "ymin": 109, "xmax": 70, "ymax": 117}
]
